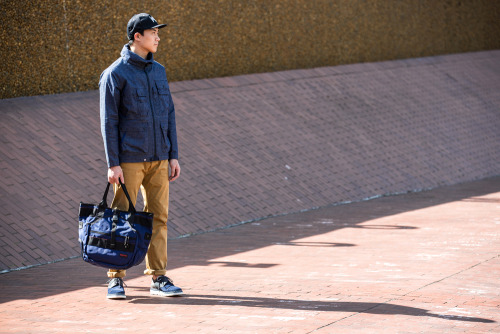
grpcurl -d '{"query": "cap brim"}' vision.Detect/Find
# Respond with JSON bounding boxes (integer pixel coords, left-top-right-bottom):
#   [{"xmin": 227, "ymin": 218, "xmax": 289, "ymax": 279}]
[{"xmin": 152, "ymin": 24, "xmax": 167, "ymax": 29}]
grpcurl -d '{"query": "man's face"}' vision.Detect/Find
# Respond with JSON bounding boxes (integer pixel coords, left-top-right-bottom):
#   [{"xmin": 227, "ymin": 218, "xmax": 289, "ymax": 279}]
[{"xmin": 136, "ymin": 28, "xmax": 160, "ymax": 54}]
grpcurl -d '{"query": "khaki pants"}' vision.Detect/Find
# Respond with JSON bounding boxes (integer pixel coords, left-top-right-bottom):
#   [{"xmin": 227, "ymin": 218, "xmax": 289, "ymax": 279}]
[{"xmin": 107, "ymin": 160, "xmax": 170, "ymax": 278}]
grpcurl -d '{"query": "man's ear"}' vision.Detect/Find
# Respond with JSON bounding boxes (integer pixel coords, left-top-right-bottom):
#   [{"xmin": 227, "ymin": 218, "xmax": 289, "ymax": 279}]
[{"xmin": 134, "ymin": 32, "xmax": 141, "ymax": 41}]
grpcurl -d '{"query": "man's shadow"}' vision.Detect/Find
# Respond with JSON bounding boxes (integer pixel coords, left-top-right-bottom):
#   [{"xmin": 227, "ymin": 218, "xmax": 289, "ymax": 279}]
[{"xmin": 126, "ymin": 293, "xmax": 495, "ymax": 324}]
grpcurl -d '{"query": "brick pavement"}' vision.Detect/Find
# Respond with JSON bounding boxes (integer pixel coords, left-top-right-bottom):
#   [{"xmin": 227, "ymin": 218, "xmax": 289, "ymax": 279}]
[
  {"xmin": 0, "ymin": 177, "xmax": 498, "ymax": 333},
  {"xmin": 1, "ymin": 50, "xmax": 500, "ymax": 272}
]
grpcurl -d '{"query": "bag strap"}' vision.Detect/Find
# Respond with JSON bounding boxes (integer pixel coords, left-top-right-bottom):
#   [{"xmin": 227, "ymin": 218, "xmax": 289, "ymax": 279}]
[
  {"xmin": 110, "ymin": 213, "xmax": 118, "ymax": 248},
  {"xmin": 99, "ymin": 182, "xmax": 111, "ymax": 208},
  {"xmin": 118, "ymin": 180, "xmax": 137, "ymax": 213},
  {"xmin": 99, "ymin": 181, "xmax": 137, "ymax": 213}
]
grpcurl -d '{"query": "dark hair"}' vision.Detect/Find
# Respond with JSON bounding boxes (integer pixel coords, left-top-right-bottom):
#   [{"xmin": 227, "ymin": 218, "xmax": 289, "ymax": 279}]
[{"xmin": 128, "ymin": 29, "xmax": 145, "ymax": 44}]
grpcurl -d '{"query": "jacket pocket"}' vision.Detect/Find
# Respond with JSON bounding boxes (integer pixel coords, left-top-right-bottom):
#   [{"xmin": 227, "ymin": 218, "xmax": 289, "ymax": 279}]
[
  {"xmin": 154, "ymin": 80, "xmax": 172, "ymax": 114},
  {"xmin": 119, "ymin": 125, "xmax": 148, "ymax": 154},
  {"xmin": 160, "ymin": 123, "xmax": 171, "ymax": 152},
  {"xmin": 155, "ymin": 80, "xmax": 170, "ymax": 94},
  {"xmin": 136, "ymin": 88, "xmax": 147, "ymax": 100},
  {"xmin": 131, "ymin": 88, "xmax": 148, "ymax": 116}
]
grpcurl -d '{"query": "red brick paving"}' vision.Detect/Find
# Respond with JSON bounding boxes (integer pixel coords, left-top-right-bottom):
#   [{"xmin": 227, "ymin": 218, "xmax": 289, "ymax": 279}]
[
  {"xmin": 0, "ymin": 50, "xmax": 500, "ymax": 273},
  {"xmin": 0, "ymin": 177, "xmax": 499, "ymax": 333}
]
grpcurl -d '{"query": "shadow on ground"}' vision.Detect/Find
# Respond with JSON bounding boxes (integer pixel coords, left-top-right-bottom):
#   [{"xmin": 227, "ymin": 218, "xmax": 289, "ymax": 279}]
[
  {"xmin": 0, "ymin": 176, "xmax": 498, "ymax": 315},
  {"xmin": 125, "ymin": 294, "xmax": 495, "ymax": 324}
]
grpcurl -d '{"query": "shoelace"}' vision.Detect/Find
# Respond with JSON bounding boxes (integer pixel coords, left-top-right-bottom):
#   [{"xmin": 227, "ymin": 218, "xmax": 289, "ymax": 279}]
[
  {"xmin": 106, "ymin": 278, "xmax": 127, "ymax": 287},
  {"xmin": 156, "ymin": 276, "xmax": 174, "ymax": 286}
]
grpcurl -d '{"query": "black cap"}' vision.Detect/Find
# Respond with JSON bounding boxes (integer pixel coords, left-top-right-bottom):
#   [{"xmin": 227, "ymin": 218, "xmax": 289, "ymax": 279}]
[{"xmin": 127, "ymin": 13, "xmax": 167, "ymax": 40}]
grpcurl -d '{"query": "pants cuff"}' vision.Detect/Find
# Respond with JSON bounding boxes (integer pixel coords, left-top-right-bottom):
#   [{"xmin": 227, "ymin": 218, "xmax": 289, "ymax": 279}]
[
  {"xmin": 107, "ymin": 270, "xmax": 126, "ymax": 278},
  {"xmin": 144, "ymin": 269, "xmax": 167, "ymax": 276}
]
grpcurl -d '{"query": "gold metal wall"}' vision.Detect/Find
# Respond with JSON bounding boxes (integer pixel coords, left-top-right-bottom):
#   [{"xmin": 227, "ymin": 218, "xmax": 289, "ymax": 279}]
[{"xmin": 1, "ymin": 0, "xmax": 499, "ymax": 99}]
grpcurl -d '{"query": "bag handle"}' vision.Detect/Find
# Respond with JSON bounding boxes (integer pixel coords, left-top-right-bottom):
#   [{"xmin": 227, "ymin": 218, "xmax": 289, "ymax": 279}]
[
  {"xmin": 99, "ymin": 181, "xmax": 137, "ymax": 213},
  {"xmin": 118, "ymin": 180, "xmax": 137, "ymax": 213}
]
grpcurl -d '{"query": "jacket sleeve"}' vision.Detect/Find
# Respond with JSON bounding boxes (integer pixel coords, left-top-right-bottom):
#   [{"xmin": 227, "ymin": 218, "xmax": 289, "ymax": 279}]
[
  {"xmin": 99, "ymin": 70, "xmax": 121, "ymax": 168},
  {"xmin": 167, "ymin": 100, "xmax": 179, "ymax": 160},
  {"xmin": 166, "ymin": 74, "xmax": 179, "ymax": 160}
]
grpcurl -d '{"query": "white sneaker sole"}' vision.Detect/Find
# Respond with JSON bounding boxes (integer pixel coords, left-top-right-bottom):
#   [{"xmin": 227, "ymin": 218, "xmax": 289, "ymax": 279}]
[
  {"xmin": 150, "ymin": 289, "xmax": 184, "ymax": 297},
  {"xmin": 107, "ymin": 294, "xmax": 126, "ymax": 299}
]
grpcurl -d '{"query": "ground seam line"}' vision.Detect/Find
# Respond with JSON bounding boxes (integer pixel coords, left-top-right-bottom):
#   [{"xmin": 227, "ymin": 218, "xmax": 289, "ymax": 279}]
[{"xmin": 0, "ymin": 255, "xmax": 80, "ymax": 275}]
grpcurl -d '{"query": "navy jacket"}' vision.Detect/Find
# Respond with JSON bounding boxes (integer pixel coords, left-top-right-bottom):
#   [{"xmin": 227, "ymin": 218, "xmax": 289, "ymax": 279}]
[{"xmin": 99, "ymin": 45, "xmax": 178, "ymax": 168}]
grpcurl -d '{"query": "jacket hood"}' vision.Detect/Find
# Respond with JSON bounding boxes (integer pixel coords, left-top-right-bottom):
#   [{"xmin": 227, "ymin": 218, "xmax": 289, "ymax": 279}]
[{"xmin": 121, "ymin": 44, "xmax": 154, "ymax": 68}]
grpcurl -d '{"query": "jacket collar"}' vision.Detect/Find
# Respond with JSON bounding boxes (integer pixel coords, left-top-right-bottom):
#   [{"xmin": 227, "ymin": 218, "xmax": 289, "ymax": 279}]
[{"xmin": 121, "ymin": 44, "xmax": 154, "ymax": 68}]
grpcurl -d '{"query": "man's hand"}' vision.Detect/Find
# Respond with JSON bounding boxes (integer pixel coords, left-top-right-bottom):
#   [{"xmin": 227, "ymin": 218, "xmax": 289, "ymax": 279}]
[
  {"xmin": 108, "ymin": 166, "xmax": 124, "ymax": 184},
  {"xmin": 169, "ymin": 159, "xmax": 181, "ymax": 182}
]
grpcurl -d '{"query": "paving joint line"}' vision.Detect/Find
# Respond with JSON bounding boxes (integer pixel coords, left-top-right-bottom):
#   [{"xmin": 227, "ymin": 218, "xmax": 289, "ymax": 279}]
[
  {"xmin": 307, "ymin": 254, "xmax": 500, "ymax": 333},
  {"xmin": 0, "ymin": 255, "xmax": 80, "ymax": 275}
]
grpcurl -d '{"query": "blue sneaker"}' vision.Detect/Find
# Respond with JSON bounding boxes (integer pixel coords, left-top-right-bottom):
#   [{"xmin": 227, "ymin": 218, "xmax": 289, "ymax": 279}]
[
  {"xmin": 107, "ymin": 278, "xmax": 126, "ymax": 299},
  {"xmin": 150, "ymin": 276, "xmax": 183, "ymax": 297}
]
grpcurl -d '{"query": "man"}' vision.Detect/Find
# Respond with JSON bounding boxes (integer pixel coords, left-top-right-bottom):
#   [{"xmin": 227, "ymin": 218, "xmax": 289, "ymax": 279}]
[{"xmin": 99, "ymin": 13, "xmax": 183, "ymax": 299}]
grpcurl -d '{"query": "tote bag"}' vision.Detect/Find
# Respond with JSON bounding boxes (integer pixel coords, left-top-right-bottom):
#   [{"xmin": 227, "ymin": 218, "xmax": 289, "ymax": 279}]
[{"xmin": 78, "ymin": 181, "xmax": 153, "ymax": 269}]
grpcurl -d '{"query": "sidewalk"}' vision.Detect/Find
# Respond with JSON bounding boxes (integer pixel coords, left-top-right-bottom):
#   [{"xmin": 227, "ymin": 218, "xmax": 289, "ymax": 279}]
[
  {"xmin": 2, "ymin": 50, "xmax": 500, "ymax": 273},
  {"xmin": 0, "ymin": 177, "xmax": 499, "ymax": 333}
]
